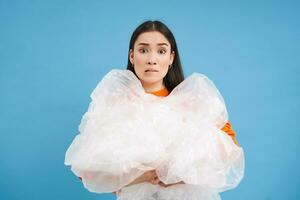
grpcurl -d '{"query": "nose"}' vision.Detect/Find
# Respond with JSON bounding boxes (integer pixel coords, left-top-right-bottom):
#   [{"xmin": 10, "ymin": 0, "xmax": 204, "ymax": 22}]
[
  {"xmin": 147, "ymin": 53, "xmax": 157, "ymax": 65},
  {"xmin": 147, "ymin": 60, "xmax": 157, "ymax": 65}
]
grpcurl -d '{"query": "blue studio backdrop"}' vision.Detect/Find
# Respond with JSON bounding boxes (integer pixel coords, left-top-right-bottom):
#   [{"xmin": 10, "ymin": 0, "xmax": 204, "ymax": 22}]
[{"xmin": 0, "ymin": 0, "xmax": 299, "ymax": 200}]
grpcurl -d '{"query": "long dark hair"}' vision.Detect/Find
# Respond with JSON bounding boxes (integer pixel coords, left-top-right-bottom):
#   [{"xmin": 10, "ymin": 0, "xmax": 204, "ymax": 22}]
[{"xmin": 127, "ymin": 20, "xmax": 184, "ymax": 92}]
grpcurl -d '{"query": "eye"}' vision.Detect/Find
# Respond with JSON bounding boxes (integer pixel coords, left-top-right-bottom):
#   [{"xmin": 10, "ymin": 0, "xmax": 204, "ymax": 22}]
[
  {"xmin": 139, "ymin": 48, "xmax": 148, "ymax": 53},
  {"xmin": 158, "ymin": 49, "xmax": 167, "ymax": 54}
]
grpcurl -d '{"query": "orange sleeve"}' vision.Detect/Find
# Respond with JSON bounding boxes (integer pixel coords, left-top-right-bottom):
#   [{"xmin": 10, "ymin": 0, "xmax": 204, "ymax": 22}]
[{"xmin": 221, "ymin": 121, "xmax": 239, "ymax": 146}]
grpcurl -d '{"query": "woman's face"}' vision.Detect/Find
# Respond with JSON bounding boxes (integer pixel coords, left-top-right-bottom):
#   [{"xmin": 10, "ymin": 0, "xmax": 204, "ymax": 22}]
[{"xmin": 129, "ymin": 31, "xmax": 175, "ymax": 92}]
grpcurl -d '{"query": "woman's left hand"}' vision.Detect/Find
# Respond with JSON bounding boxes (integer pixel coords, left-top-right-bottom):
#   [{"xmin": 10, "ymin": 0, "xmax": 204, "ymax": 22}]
[
  {"xmin": 158, "ymin": 181, "xmax": 185, "ymax": 187},
  {"xmin": 150, "ymin": 171, "xmax": 185, "ymax": 187}
]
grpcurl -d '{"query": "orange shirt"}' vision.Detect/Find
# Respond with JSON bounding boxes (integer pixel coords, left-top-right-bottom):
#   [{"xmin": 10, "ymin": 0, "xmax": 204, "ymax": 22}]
[{"xmin": 147, "ymin": 87, "xmax": 239, "ymax": 146}]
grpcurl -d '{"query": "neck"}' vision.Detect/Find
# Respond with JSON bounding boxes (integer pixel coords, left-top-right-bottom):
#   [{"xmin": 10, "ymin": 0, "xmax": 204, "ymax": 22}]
[{"xmin": 142, "ymin": 81, "xmax": 165, "ymax": 93}]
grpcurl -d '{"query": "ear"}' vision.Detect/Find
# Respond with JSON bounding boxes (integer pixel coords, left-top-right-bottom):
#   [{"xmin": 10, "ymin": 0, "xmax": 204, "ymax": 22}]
[
  {"xmin": 129, "ymin": 49, "xmax": 134, "ymax": 64},
  {"xmin": 170, "ymin": 50, "xmax": 175, "ymax": 65}
]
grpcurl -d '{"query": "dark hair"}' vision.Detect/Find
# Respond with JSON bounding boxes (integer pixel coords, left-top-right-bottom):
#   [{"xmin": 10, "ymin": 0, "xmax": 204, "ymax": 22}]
[{"xmin": 127, "ymin": 20, "xmax": 184, "ymax": 92}]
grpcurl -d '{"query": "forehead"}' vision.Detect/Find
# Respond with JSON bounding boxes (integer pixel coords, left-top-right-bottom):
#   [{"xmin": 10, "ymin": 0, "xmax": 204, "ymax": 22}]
[{"xmin": 135, "ymin": 31, "xmax": 170, "ymax": 47}]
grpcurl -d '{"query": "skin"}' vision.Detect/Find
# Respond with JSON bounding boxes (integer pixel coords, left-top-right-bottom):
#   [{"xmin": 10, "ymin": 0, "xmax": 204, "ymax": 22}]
[
  {"xmin": 113, "ymin": 170, "xmax": 185, "ymax": 195},
  {"xmin": 129, "ymin": 31, "xmax": 175, "ymax": 93},
  {"xmin": 113, "ymin": 31, "xmax": 183, "ymax": 196}
]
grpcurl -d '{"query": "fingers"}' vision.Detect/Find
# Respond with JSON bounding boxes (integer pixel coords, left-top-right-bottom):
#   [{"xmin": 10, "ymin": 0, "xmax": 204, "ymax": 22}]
[
  {"xmin": 147, "ymin": 170, "xmax": 185, "ymax": 187},
  {"xmin": 150, "ymin": 176, "xmax": 160, "ymax": 185},
  {"xmin": 158, "ymin": 181, "xmax": 168, "ymax": 187},
  {"xmin": 158, "ymin": 181, "xmax": 172, "ymax": 187},
  {"xmin": 143, "ymin": 170, "xmax": 158, "ymax": 182}
]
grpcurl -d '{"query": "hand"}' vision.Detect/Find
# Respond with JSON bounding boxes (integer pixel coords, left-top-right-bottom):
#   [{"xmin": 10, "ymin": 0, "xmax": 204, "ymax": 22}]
[
  {"xmin": 150, "ymin": 174, "xmax": 161, "ymax": 185},
  {"xmin": 149, "ymin": 171, "xmax": 185, "ymax": 187},
  {"xmin": 113, "ymin": 171, "xmax": 185, "ymax": 195},
  {"xmin": 124, "ymin": 169, "xmax": 158, "ymax": 187},
  {"xmin": 158, "ymin": 180, "xmax": 185, "ymax": 187},
  {"xmin": 113, "ymin": 170, "xmax": 158, "ymax": 196},
  {"xmin": 139, "ymin": 169, "xmax": 158, "ymax": 183}
]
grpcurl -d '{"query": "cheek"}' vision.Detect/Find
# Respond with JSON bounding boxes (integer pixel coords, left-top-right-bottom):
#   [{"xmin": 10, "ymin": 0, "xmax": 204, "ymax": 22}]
[
  {"xmin": 160, "ymin": 55, "xmax": 171, "ymax": 67},
  {"xmin": 132, "ymin": 54, "xmax": 145, "ymax": 75},
  {"xmin": 133, "ymin": 52, "xmax": 146, "ymax": 65},
  {"xmin": 160, "ymin": 67, "xmax": 169, "ymax": 78},
  {"xmin": 160, "ymin": 58, "xmax": 171, "ymax": 72}
]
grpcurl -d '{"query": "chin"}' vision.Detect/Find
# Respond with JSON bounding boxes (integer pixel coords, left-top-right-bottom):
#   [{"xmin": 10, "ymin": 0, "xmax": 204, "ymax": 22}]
[{"xmin": 140, "ymin": 76, "xmax": 163, "ymax": 85}]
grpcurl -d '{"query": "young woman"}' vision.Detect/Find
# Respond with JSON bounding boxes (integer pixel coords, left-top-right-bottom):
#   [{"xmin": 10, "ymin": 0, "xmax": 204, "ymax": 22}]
[{"xmin": 65, "ymin": 20, "xmax": 244, "ymax": 200}]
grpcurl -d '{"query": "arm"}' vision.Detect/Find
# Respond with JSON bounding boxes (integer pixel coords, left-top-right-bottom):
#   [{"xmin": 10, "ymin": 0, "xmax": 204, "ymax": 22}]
[
  {"xmin": 158, "ymin": 122, "xmax": 237, "ymax": 188},
  {"xmin": 77, "ymin": 175, "xmax": 122, "ymax": 196},
  {"xmin": 113, "ymin": 123, "xmax": 238, "ymax": 193},
  {"xmin": 158, "ymin": 180, "xmax": 185, "ymax": 187},
  {"xmin": 81, "ymin": 121, "xmax": 235, "ymax": 193},
  {"xmin": 77, "ymin": 170, "xmax": 160, "ymax": 196},
  {"xmin": 112, "ymin": 170, "xmax": 158, "ymax": 196},
  {"xmin": 77, "ymin": 175, "xmax": 144, "ymax": 196},
  {"xmin": 112, "ymin": 170, "xmax": 185, "ymax": 193},
  {"xmin": 124, "ymin": 170, "xmax": 156, "ymax": 187}
]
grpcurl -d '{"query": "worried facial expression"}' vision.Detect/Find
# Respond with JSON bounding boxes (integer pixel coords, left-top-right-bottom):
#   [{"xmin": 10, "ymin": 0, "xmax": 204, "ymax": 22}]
[{"xmin": 129, "ymin": 31, "xmax": 175, "ymax": 91}]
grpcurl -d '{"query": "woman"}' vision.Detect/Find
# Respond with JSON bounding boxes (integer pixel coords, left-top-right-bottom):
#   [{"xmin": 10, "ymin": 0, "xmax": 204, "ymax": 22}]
[
  {"xmin": 122, "ymin": 20, "xmax": 240, "ymax": 190},
  {"xmin": 65, "ymin": 20, "xmax": 244, "ymax": 200}
]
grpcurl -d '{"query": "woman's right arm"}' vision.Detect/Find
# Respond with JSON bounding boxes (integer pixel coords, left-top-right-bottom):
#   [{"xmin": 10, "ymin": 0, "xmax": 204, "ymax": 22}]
[
  {"xmin": 112, "ymin": 170, "xmax": 158, "ymax": 195},
  {"xmin": 78, "ymin": 170, "xmax": 158, "ymax": 196},
  {"xmin": 124, "ymin": 170, "xmax": 157, "ymax": 187}
]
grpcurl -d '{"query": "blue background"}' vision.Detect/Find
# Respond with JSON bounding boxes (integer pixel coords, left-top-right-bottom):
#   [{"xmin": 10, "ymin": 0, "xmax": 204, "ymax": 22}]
[{"xmin": 1, "ymin": 0, "xmax": 299, "ymax": 199}]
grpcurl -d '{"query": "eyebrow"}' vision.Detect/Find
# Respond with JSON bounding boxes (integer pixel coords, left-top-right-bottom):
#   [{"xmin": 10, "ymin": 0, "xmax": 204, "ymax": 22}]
[{"xmin": 137, "ymin": 42, "xmax": 169, "ymax": 46}]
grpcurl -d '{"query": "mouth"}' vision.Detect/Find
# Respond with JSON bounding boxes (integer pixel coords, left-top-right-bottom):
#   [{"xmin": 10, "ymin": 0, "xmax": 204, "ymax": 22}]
[{"xmin": 145, "ymin": 69, "xmax": 159, "ymax": 72}]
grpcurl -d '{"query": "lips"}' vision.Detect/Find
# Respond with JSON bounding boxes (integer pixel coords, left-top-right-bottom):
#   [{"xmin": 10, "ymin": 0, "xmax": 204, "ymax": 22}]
[{"xmin": 145, "ymin": 69, "xmax": 158, "ymax": 72}]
